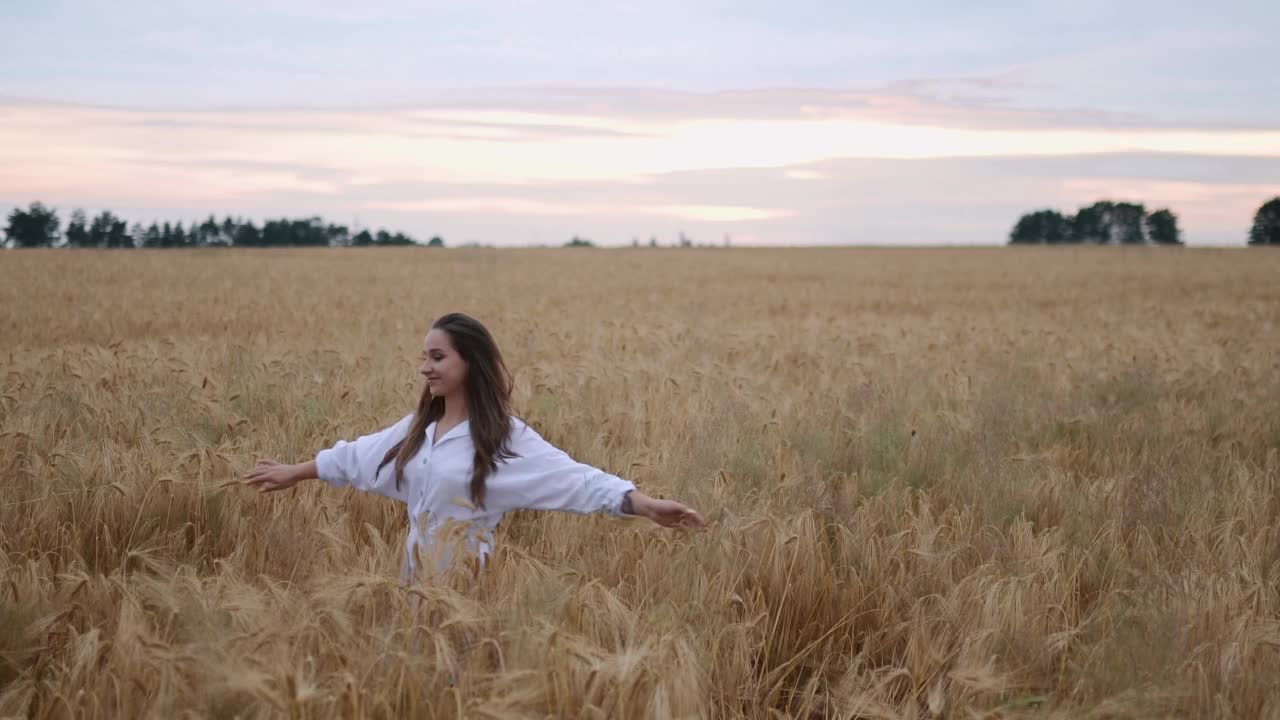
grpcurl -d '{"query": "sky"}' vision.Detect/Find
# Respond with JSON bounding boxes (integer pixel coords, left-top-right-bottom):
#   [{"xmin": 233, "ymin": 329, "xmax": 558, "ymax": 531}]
[{"xmin": 2, "ymin": 0, "xmax": 1278, "ymax": 246}]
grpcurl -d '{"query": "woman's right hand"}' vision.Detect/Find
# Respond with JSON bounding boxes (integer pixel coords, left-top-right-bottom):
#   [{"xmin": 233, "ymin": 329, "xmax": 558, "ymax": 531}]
[{"xmin": 243, "ymin": 459, "xmax": 304, "ymax": 493}]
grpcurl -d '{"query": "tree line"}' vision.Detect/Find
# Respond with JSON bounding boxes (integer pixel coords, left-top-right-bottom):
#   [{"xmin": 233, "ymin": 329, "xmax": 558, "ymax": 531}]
[
  {"xmin": 1009, "ymin": 197, "xmax": 1280, "ymax": 246},
  {"xmin": 2, "ymin": 203, "xmax": 445, "ymax": 249},
  {"xmin": 1009, "ymin": 201, "xmax": 1183, "ymax": 245},
  {"xmin": 8, "ymin": 197, "xmax": 1280, "ymax": 249}
]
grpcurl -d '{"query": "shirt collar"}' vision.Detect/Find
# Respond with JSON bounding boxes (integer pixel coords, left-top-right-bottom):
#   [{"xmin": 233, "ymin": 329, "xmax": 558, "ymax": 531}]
[{"xmin": 426, "ymin": 419, "xmax": 471, "ymax": 447}]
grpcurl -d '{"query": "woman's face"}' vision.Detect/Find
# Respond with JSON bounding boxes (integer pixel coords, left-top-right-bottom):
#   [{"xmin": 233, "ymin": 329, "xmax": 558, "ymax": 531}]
[{"xmin": 420, "ymin": 329, "xmax": 468, "ymax": 398}]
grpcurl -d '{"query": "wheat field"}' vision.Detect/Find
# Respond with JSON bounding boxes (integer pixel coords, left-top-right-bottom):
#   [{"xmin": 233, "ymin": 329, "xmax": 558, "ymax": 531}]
[{"xmin": 1, "ymin": 247, "xmax": 1278, "ymax": 719}]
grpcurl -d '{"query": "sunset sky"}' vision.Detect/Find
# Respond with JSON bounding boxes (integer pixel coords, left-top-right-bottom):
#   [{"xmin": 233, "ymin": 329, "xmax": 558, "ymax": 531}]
[{"xmin": 3, "ymin": 0, "xmax": 1278, "ymax": 246}]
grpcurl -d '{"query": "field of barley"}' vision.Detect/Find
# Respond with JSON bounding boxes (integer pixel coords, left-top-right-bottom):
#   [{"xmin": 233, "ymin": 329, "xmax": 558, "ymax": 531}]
[{"xmin": 2, "ymin": 246, "xmax": 1279, "ymax": 718}]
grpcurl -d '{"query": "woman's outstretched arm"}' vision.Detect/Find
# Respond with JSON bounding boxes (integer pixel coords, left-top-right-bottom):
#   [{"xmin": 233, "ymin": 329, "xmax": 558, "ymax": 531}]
[
  {"xmin": 244, "ymin": 413, "xmax": 415, "ymax": 503},
  {"xmin": 486, "ymin": 420, "xmax": 705, "ymax": 528}
]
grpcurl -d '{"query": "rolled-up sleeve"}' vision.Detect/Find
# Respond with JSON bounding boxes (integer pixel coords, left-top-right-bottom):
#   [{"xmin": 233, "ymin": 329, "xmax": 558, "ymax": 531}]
[
  {"xmin": 315, "ymin": 413, "xmax": 414, "ymax": 503},
  {"xmin": 487, "ymin": 420, "xmax": 636, "ymax": 516}
]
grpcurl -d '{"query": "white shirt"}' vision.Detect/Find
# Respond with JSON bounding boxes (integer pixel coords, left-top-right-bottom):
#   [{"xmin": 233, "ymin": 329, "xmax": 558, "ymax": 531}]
[{"xmin": 315, "ymin": 414, "xmax": 636, "ymax": 577}]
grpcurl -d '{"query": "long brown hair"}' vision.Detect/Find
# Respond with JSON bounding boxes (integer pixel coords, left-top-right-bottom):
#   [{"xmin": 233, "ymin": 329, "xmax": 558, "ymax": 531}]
[{"xmin": 377, "ymin": 313, "xmax": 516, "ymax": 509}]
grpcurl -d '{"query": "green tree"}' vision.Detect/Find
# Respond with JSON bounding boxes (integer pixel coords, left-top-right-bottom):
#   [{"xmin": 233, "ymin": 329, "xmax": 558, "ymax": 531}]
[
  {"xmin": 142, "ymin": 223, "xmax": 162, "ymax": 248},
  {"xmin": 1112, "ymin": 202, "xmax": 1147, "ymax": 244},
  {"xmin": 220, "ymin": 216, "xmax": 238, "ymax": 246},
  {"xmin": 1009, "ymin": 209, "xmax": 1072, "ymax": 244},
  {"xmin": 326, "ymin": 223, "xmax": 350, "ymax": 246},
  {"xmin": 65, "ymin": 209, "xmax": 90, "ymax": 247},
  {"xmin": 1071, "ymin": 202, "xmax": 1111, "ymax": 243},
  {"xmin": 89, "ymin": 211, "xmax": 129, "ymax": 248},
  {"xmin": 379, "ymin": 231, "xmax": 413, "ymax": 245},
  {"xmin": 352, "ymin": 229, "xmax": 374, "ymax": 246},
  {"xmin": 197, "ymin": 215, "xmax": 220, "ymax": 247},
  {"xmin": 1249, "ymin": 197, "xmax": 1280, "ymax": 246},
  {"xmin": 1145, "ymin": 209, "xmax": 1182, "ymax": 245},
  {"xmin": 4, "ymin": 202, "xmax": 60, "ymax": 248},
  {"xmin": 235, "ymin": 220, "xmax": 261, "ymax": 247},
  {"xmin": 427, "ymin": 235, "xmax": 445, "ymax": 247},
  {"xmin": 262, "ymin": 217, "xmax": 327, "ymax": 246},
  {"xmin": 299, "ymin": 218, "xmax": 327, "ymax": 246},
  {"xmin": 565, "ymin": 236, "xmax": 595, "ymax": 247}
]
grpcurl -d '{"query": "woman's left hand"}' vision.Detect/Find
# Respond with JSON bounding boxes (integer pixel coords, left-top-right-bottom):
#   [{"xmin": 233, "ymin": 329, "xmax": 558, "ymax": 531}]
[{"xmin": 629, "ymin": 492, "xmax": 707, "ymax": 529}]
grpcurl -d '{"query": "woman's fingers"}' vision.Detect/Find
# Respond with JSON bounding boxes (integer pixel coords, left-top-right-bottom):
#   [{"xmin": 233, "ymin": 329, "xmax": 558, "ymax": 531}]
[
  {"xmin": 242, "ymin": 461, "xmax": 292, "ymax": 493},
  {"xmin": 245, "ymin": 460, "xmax": 280, "ymax": 479},
  {"xmin": 665, "ymin": 502, "xmax": 705, "ymax": 528},
  {"xmin": 676, "ymin": 508, "xmax": 704, "ymax": 528},
  {"xmin": 244, "ymin": 469, "xmax": 280, "ymax": 486},
  {"xmin": 651, "ymin": 500, "xmax": 706, "ymax": 529},
  {"xmin": 246, "ymin": 476, "xmax": 282, "ymax": 492},
  {"xmin": 263, "ymin": 477, "xmax": 296, "ymax": 493}
]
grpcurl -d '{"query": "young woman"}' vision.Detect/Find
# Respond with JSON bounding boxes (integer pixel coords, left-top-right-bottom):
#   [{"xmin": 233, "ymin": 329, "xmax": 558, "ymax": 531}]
[{"xmin": 244, "ymin": 313, "xmax": 705, "ymax": 578}]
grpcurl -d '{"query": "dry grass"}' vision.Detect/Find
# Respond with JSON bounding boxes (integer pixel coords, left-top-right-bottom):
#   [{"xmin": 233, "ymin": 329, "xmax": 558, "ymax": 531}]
[{"xmin": 2, "ymin": 246, "xmax": 1279, "ymax": 718}]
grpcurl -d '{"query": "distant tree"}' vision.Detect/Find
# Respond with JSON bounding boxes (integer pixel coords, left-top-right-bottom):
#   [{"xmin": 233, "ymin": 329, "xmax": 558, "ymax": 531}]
[
  {"xmin": 220, "ymin": 216, "xmax": 238, "ymax": 246},
  {"xmin": 4, "ymin": 202, "xmax": 60, "ymax": 248},
  {"xmin": 565, "ymin": 236, "xmax": 595, "ymax": 247},
  {"xmin": 88, "ymin": 212, "xmax": 109, "ymax": 247},
  {"xmin": 297, "ymin": 218, "xmax": 327, "ymax": 246},
  {"xmin": 1010, "ymin": 212, "xmax": 1038, "ymax": 244},
  {"xmin": 326, "ymin": 223, "xmax": 350, "ymax": 247},
  {"xmin": 427, "ymin": 235, "xmax": 445, "ymax": 248},
  {"xmin": 1145, "ymin": 209, "xmax": 1182, "ymax": 245},
  {"xmin": 352, "ymin": 229, "xmax": 374, "ymax": 246},
  {"xmin": 172, "ymin": 221, "xmax": 189, "ymax": 248},
  {"xmin": 90, "ymin": 210, "xmax": 129, "ymax": 248},
  {"xmin": 65, "ymin": 209, "xmax": 90, "ymax": 247},
  {"xmin": 235, "ymin": 220, "xmax": 261, "ymax": 247},
  {"xmin": 260, "ymin": 219, "xmax": 283, "ymax": 246},
  {"xmin": 129, "ymin": 222, "xmax": 147, "ymax": 248},
  {"xmin": 369, "ymin": 229, "xmax": 412, "ymax": 246},
  {"xmin": 1071, "ymin": 202, "xmax": 1111, "ymax": 244},
  {"xmin": 1249, "ymin": 197, "xmax": 1280, "ymax": 246},
  {"xmin": 108, "ymin": 217, "xmax": 130, "ymax": 247},
  {"xmin": 649, "ymin": 236, "xmax": 657, "ymax": 248},
  {"xmin": 1111, "ymin": 202, "xmax": 1147, "ymax": 244},
  {"xmin": 161, "ymin": 222, "xmax": 174, "ymax": 248},
  {"xmin": 1009, "ymin": 209, "xmax": 1072, "ymax": 244},
  {"xmin": 261, "ymin": 217, "xmax": 325, "ymax": 247},
  {"xmin": 142, "ymin": 223, "xmax": 162, "ymax": 248},
  {"xmin": 196, "ymin": 215, "xmax": 219, "ymax": 247},
  {"xmin": 678, "ymin": 232, "xmax": 692, "ymax": 248}
]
